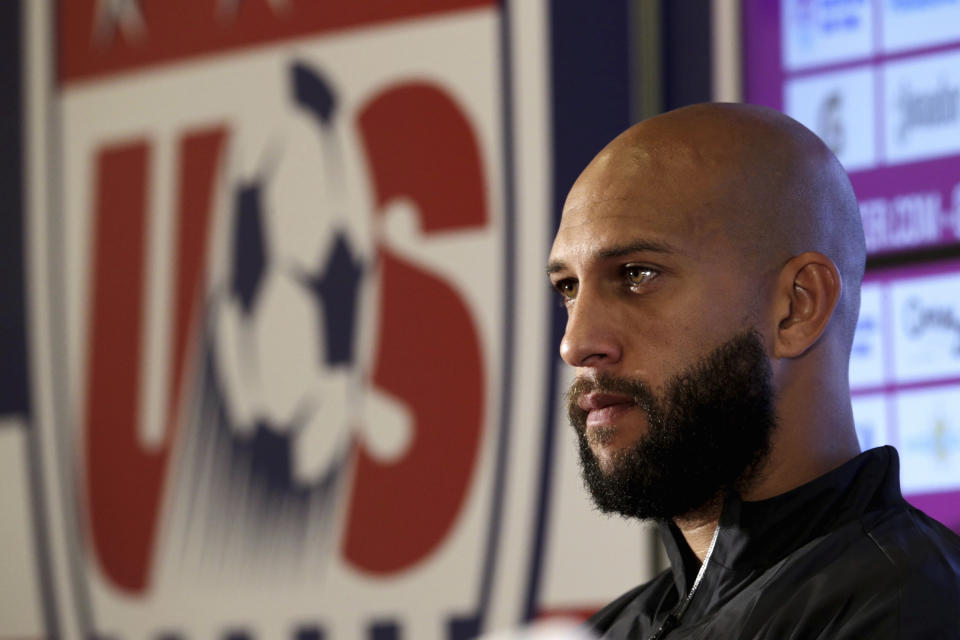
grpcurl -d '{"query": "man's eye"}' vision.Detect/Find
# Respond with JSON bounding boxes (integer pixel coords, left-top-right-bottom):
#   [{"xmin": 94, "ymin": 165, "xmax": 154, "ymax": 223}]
[
  {"xmin": 624, "ymin": 265, "xmax": 657, "ymax": 286},
  {"xmin": 555, "ymin": 279, "xmax": 579, "ymax": 299}
]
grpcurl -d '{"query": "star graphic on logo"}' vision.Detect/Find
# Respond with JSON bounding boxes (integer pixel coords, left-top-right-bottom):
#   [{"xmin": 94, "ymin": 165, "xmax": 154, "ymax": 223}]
[{"xmin": 93, "ymin": 0, "xmax": 147, "ymax": 45}]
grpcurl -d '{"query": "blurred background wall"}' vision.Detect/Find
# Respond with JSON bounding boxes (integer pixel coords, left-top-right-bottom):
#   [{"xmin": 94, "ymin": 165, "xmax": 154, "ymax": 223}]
[{"xmin": 2, "ymin": 1, "xmax": 958, "ymax": 638}]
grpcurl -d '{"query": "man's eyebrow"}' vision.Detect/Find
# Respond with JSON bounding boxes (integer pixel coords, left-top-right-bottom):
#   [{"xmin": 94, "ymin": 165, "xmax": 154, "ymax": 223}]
[
  {"xmin": 546, "ymin": 240, "xmax": 676, "ymax": 275},
  {"xmin": 597, "ymin": 239, "xmax": 676, "ymax": 259},
  {"xmin": 546, "ymin": 260, "xmax": 566, "ymax": 275}
]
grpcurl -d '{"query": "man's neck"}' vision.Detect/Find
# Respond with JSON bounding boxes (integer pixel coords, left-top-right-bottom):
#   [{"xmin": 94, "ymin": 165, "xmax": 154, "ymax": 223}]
[
  {"xmin": 673, "ymin": 437, "xmax": 861, "ymax": 563},
  {"xmin": 674, "ymin": 501, "xmax": 722, "ymax": 563}
]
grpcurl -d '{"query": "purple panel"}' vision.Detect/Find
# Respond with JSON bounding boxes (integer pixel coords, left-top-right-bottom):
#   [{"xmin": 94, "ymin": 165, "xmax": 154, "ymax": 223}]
[
  {"xmin": 743, "ymin": 0, "xmax": 783, "ymax": 110},
  {"xmin": 907, "ymin": 490, "xmax": 960, "ymax": 533},
  {"xmin": 851, "ymin": 156, "xmax": 960, "ymax": 255}
]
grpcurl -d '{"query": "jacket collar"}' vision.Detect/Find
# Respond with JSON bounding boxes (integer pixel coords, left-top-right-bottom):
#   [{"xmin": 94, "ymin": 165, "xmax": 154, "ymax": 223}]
[{"xmin": 658, "ymin": 446, "xmax": 905, "ymax": 612}]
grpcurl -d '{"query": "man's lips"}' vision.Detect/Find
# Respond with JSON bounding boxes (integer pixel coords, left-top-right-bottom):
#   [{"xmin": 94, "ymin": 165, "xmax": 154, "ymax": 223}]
[{"xmin": 578, "ymin": 392, "xmax": 637, "ymax": 429}]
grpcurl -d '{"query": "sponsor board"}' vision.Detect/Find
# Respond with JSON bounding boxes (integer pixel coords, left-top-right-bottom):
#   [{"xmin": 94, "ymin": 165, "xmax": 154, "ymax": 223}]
[
  {"xmin": 896, "ymin": 385, "xmax": 960, "ymax": 494},
  {"xmin": 748, "ymin": 0, "xmax": 960, "ymax": 255},
  {"xmin": 883, "ymin": 49, "xmax": 960, "ymax": 165},
  {"xmin": 882, "ymin": 0, "xmax": 960, "ymax": 54},
  {"xmin": 781, "ymin": 0, "xmax": 873, "ymax": 71},
  {"xmin": 890, "ymin": 266, "xmax": 960, "ymax": 383},
  {"xmin": 852, "ymin": 261, "xmax": 960, "ymax": 388},
  {"xmin": 849, "ymin": 283, "xmax": 886, "ymax": 389},
  {"xmin": 846, "ymin": 262, "xmax": 960, "ymax": 528},
  {"xmin": 784, "ymin": 65, "xmax": 877, "ymax": 171}
]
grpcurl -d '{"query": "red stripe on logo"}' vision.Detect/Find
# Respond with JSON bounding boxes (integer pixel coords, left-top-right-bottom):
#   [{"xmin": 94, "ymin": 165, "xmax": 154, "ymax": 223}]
[
  {"xmin": 343, "ymin": 83, "xmax": 487, "ymax": 573},
  {"xmin": 85, "ymin": 129, "xmax": 225, "ymax": 592},
  {"xmin": 167, "ymin": 128, "xmax": 227, "ymax": 448},
  {"xmin": 85, "ymin": 141, "xmax": 154, "ymax": 592}
]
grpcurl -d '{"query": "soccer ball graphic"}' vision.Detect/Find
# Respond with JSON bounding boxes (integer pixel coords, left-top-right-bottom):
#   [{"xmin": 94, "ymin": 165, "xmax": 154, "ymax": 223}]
[
  {"xmin": 161, "ymin": 63, "xmax": 486, "ymax": 584},
  {"xmin": 210, "ymin": 63, "xmax": 410, "ymax": 489}
]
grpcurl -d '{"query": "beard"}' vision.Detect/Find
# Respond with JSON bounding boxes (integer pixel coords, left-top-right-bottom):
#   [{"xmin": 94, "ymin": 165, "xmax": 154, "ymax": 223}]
[{"xmin": 568, "ymin": 329, "xmax": 776, "ymax": 521}]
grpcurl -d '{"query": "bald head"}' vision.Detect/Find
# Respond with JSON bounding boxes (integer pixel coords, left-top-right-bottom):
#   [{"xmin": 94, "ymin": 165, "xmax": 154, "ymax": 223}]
[{"xmin": 563, "ymin": 102, "xmax": 866, "ymax": 350}]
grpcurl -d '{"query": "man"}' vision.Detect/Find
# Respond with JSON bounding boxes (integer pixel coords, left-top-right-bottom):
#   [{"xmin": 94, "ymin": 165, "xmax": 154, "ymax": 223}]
[{"xmin": 547, "ymin": 103, "xmax": 960, "ymax": 638}]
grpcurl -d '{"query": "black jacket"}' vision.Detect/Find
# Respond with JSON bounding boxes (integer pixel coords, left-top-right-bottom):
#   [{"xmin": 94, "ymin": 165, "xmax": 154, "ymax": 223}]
[{"xmin": 588, "ymin": 447, "xmax": 960, "ymax": 639}]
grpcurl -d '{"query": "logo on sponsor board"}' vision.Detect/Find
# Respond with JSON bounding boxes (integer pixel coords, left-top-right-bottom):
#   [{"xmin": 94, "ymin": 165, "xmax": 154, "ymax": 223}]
[
  {"xmin": 816, "ymin": 90, "xmax": 846, "ymax": 157},
  {"xmin": 898, "ymin": 79, "xmax": 960, "ymax": 142},
  {"xmin": 903, "ymin": 296, "xmax": 960, "ymax": 354}
]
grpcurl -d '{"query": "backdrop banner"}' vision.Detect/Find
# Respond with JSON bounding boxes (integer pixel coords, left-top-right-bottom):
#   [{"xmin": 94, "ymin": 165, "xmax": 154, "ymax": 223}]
[{"xmin": 6, "ymin": 1, "xmax": 650, "ymax": 639}]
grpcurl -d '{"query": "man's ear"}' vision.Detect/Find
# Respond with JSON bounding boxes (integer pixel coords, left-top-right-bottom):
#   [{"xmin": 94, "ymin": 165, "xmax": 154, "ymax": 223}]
[{"xmin": 772, "ymin": 252, "xmax": 842, "ymax": 359}]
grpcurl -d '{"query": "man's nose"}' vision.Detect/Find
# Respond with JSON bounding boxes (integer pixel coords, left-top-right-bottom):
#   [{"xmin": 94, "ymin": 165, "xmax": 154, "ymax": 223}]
[{"xmin": 559, "ymin": 288, "xmax": 623, "ymax": 368}]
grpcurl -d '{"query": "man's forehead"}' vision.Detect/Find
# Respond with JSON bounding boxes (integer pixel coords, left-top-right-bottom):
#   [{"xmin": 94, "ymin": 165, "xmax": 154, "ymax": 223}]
[
  {"xmin": 557, "ymin": 191, "xmax": 716, "ymax": 243},
  {"xmin": 563, "ymin": 140, "xmax": 751, "ymax": 229},
  {"xmin": 550, "ymin": 181, "xmax": 743, "ymax": 276}
]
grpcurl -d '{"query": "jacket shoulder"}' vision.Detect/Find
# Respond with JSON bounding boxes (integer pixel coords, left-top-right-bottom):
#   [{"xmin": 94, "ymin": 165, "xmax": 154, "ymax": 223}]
[
  {"xmin": 862, "ymin": 506, "xmax": 960, "ymax": 636},
  {"xmin": 585, "ymin": 571, "xmax": 672, "ymax": 635},
  {"xmin": 585, "ymin": 584, "xmax": 646, "ymax": 634},
  {"xmin": 743, "ymin": 507, "xmax": 960, "ymax": 639}
]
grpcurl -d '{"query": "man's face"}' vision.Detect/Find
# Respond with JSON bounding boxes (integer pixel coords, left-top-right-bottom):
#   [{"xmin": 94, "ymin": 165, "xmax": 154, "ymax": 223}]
[{"xmin": 547, "ymin": 147, "xmax": 776, "ymax": 519}]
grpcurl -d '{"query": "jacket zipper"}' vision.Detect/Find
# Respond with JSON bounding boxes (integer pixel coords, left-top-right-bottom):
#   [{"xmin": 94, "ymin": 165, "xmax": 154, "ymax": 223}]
[{"xmin": 647, "ymin": 524, "xmax": 720, "ymax": 640}]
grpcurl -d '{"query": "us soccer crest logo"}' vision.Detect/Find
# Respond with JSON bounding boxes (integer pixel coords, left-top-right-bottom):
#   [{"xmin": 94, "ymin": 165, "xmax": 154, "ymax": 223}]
[{"xmin": 28, "ymin": 2, "xmax": 514, "ymax": 637}]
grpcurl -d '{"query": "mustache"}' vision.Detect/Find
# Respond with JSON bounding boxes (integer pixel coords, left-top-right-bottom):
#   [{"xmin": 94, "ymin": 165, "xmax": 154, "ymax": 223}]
[{"xmin": 566, "ymin": 372, "xmax": 657, "ymax": 426}]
